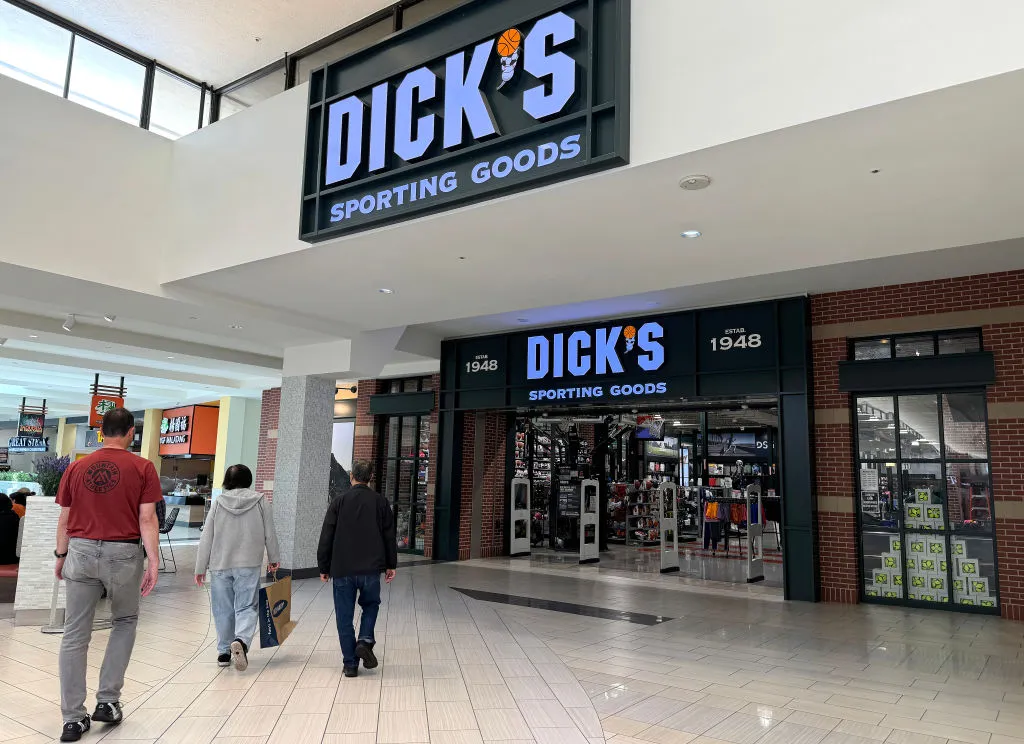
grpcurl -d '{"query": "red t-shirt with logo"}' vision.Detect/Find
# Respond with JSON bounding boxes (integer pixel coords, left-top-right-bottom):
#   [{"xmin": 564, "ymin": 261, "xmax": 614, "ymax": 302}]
[{"xmin": 57, "ymin": 448, "xmax": 163, "ymax": 541}]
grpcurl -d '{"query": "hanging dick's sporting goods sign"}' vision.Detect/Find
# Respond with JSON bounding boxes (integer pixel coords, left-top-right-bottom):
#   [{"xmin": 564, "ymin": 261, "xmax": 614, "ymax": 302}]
[{"xmin": 300, "ymin": 0, "xmax": 630, "ymax": 242}]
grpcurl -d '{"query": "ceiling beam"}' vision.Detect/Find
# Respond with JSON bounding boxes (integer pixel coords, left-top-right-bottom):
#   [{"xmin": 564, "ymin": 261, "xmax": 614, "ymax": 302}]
[{"xmin": 0, "ymin": 309, "xmax": 283, "ymax": 370}]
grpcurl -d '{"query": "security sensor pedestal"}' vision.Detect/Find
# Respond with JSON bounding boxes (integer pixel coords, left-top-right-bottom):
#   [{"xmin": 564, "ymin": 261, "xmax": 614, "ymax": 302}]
[
  {"xmin": 579, "ymin": 479, "xmax": 600, "ymax": 564},
  {"xmin": 510, "ymin": 478, "xmax": 531, "ymax": 557},
  {"xmin": 745, "ymin": 484, "xmax": 765, "ymax": 583},
  {"xmin": 659, "ymin": 482, "xmax": 679, "ymax": 573}
]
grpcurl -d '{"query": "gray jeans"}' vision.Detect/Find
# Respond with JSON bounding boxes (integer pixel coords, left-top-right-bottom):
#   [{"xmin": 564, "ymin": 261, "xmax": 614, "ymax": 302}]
[{"xmin": 59, "ymin": 538, "xmax": 144, "ymax": 722}]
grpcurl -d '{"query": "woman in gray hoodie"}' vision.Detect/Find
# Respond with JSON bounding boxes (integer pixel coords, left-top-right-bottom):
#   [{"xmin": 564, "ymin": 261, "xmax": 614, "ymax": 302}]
[{"xmin": 195, "ymin": 464, "xmax": 280, "ymax": 671}]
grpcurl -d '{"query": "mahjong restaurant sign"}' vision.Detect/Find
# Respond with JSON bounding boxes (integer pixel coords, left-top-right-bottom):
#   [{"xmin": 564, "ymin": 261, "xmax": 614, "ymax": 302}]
[{"xmin": 299, "ymin": 0, "xmax": 630, "ymax": 242}]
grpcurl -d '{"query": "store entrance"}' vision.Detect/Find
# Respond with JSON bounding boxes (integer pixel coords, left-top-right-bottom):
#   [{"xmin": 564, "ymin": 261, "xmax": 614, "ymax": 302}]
[{"xmin": 512, "ymin": 400, "xmax": 783, "ymax": 588}]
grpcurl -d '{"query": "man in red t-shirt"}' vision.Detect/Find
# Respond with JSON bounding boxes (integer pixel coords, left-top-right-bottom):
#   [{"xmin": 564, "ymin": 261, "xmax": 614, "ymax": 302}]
[{"xmin": 54, "ymin": 408, "xmax": 161, "ymax": 742}]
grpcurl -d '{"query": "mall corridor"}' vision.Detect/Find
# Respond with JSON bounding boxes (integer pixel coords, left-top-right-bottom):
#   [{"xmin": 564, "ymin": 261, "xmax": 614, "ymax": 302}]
[{"xmin": 0, "ymin": 552, "xmax": 1019, "ymax": 744}]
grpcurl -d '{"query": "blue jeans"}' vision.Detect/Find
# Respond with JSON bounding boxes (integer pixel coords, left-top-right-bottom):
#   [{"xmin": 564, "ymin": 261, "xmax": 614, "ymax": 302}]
[
  {"xmin": 333, "ymin": 574, "xmax": 381, "ymax": 668},
  {"xmin": 210, "ymin": 566, "xmax": 262, "ymax": 655}
]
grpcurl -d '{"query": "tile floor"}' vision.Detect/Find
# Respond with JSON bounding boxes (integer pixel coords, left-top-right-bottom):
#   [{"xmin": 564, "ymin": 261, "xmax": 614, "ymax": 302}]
[{"xmin": 0, "ymin": 547, "xmax": 1019, "ymax": 743}]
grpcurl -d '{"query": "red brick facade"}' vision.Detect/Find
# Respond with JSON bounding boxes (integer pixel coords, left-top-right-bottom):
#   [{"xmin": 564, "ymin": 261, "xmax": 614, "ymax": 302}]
[
  {"xmin": 811, "ymin": 268, "xmax": 1024, "ymax": 620},
  {"xmin": 457, "ymin": 412, "xmax": 508, "ymax": 559}
]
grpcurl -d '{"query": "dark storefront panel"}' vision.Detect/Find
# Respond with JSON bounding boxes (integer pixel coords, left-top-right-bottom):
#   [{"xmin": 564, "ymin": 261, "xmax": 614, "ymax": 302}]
[{"xmin": 436, "ymin": 297, "xmax": 818, "ymax": 600}]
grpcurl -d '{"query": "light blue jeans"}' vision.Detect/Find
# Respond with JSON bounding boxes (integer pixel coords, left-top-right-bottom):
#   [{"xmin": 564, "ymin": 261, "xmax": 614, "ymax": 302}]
[{"xmin": 210, "ymin": 566, "xmax": 262, "ymax": 654}]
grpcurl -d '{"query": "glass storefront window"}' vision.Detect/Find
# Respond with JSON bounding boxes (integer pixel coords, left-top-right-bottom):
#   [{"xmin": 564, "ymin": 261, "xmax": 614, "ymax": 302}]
[
  {"xmin": 149, "ymin": 68, "xmax": 201, "ymax": 139},
  {"xmin": 862, "ymin": 532, "xmax": 904, "ymax": 600},
  {"xmin": 895, "ymin": 335, "xmax": 935, "ymax": 358},
  {"xmin": 942, "ymin": 393, "xmax": 988, "ymax": 460},
  {"xmin": 857, "ymin": 396, "xmax": 896, "ymax": 460},
  {"xmin": 900, "ymin": 463, "xmax": 943, "ymax": 530},
  {"xmin": 853, "ymin": 387, "xmax": 998, "ymax": 612},
  {"xmin": 378, "ymin": 377, "xmax": 434, "ymax": 554},
  {"xmin": 939, "ymin": 330, "xmax": 981, "ymax": 355},
  {"xmin": 946, "ymin": 462, "xmax": 992, "ymax": 532},
  {"xmin": 0, "ymin": 1, "xmax": 71, "ymax": 95},
  {"xmin": 853, "ymin": 339, "xmax": 892, "ymax": 361},
  {"xmin": 897, "ymin": 394, "xmax": 941, "ymax": 460},
  {"xmin": 67, "ymin": 36, "xmax": 145, "ymax": 125}
]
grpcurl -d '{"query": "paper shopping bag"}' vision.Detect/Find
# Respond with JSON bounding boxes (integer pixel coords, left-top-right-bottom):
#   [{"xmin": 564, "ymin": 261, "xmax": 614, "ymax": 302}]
[{"xmin": 259, "ymin": 574, "xmax": 297, "ymax": 648}]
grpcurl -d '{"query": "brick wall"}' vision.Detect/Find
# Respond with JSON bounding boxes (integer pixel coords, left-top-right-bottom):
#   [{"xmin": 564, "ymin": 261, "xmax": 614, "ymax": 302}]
[
  {"xmin": 256, "ymin": 387, "xmax": 280, "ymax": 502},
  {"xmin": 457, "ymin": 412, "xmax": 508, "ymax": 560},
  {"xmin": 811, "ymin": 268, "xmax": 1024, "ymax": 619}
]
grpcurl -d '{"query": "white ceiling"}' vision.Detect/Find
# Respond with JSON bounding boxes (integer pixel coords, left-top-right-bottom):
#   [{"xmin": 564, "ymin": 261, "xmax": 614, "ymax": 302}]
[
  {"xmin": 173, "ymin": 68, "xmax": 1024, "ymax": 340},
  {"xmin": 31, "ymin": 0, "xmax": 399, "ymax": 85}
]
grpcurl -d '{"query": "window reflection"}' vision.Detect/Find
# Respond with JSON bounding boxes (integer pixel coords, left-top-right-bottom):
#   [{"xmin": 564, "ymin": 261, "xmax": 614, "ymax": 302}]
[
  {"xmin": 0, "ymin": 1, "xmax": 70, "ymax": 95},
  {"xmin": 897, "ymin": 394, "xmax": 940, "ymax": 460},
  {"xmin": 943, "ymin": 393, "xmax": 988, "ymax": 460},
  {"xmin": 150, "ymin": 68, "xmax": 200, "ymax": 139},
  {"xmin": 857, "ymin": 397, "xmax": 897, "ymax": 460},
  {"xmin": 67, "ymin": 36, "xmax": 145, "ymax": 125}
]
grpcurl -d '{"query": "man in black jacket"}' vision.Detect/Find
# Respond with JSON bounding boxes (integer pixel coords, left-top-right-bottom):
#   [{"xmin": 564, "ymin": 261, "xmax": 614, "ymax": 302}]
[{"xmin": 317, "ymin": 460, "xmax": 397, "ymax": 677}]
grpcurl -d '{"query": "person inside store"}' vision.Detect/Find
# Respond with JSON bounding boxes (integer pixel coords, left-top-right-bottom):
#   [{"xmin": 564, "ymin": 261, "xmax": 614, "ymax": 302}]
[
  {"xmin": 194, "ymin": 464, "xmax": 280, "ymax": 672},
  {"xmin": 0, "ymin": 495, "xmax": 21, "ymax": 564},
  {"xmin": 54, "ymin": 407, "xmax": 161, "ymax": 742},
  {"xmin": 317, "ymin": 459, "xmax": 396, "ymax": 678}
]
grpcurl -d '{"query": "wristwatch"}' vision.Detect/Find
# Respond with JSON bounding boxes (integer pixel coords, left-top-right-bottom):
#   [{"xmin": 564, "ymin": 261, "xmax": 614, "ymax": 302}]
[{"xmin": 54, "ymin": 550, "xmax": 67, "ymax": 559}]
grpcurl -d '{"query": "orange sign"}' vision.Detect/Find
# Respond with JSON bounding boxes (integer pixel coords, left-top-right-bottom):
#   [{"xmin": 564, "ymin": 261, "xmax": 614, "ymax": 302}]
[
  {"xmin": 159, "ymin": 405, "xmax": 219, "ymax": 457},
  {"xmin": 90, "ymin": 395, "xmax": 124, "ymax": 428}
]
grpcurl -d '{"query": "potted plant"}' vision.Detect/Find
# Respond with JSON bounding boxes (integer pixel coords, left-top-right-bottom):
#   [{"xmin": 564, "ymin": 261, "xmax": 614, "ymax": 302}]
[{"xmin": 34, "ymin": 455, "xmax": 70, "ymax": 498}]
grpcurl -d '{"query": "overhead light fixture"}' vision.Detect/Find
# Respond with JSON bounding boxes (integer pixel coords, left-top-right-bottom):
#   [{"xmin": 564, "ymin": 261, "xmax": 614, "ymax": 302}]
[
  {"xmin": 230, "ymin": 324, "xmax": 244, "ymax": 330},
  {"xmin": 166, "ymin": 356, "xmax": 174, "ymax": 360},
  {"xmin": 62, "ymin": 314, "xmax": 75, "ymax": 332},
  {"xmin": 679, "ymin": 174, "xmax": 711, "ymax": 191},
  {"xmin": 103, "ymin": 314, "xmax": 116, "ymax": 323},
  {"xmin": 28, "ymin": 334, "xmax": 37, "ymax": 339},
  {"xmin": 680, "ymin": 230, "xmax": 702, "ymax": 239},
  {"xmin": 378, "ymin": 288, "xmax": 395, "ymax": 295}
]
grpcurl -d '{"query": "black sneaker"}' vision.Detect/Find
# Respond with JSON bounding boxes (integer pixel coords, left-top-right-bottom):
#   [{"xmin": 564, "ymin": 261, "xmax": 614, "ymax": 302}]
[
  {"xmin": 217, "ymin": 652, "xmax": 231, "ymax": 667},
  {"xmin": 343, "ymin": 666, "xmax": 359, "ymax": 678},
  {"xmin": 91, "ymin": 701, "xmax": 123, "ymax": 725},
  {"xmin": 355, "ymin": 641, "xmax": 378, "ymax": 669},
  {"xmin": 230, "ymin": 639, "xmax": 248, "ymax": 672},
  {"xmin": 60, "ymin": 718, "xmax": 90, "ymax": 742}
]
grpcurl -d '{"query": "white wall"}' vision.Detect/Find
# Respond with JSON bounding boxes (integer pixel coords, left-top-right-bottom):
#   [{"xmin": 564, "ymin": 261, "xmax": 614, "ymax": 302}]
[
  {"xmin": 0, "ymin": 75, "xmax": 171, "ymax": 290},
  {"xmin": 631, "ymin": 0, "xmax": 1024, "ymax": 164}
]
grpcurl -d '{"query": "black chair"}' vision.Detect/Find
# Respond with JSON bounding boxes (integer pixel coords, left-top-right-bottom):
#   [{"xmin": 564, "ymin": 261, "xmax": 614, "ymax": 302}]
[{"xmin": 159, "ymin": 507, "xmax": 179, "ymax": 573}]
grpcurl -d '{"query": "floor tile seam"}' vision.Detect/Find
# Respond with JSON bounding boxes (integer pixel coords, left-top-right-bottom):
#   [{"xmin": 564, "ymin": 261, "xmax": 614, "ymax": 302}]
[{"xmin": 488, "ymin": 602, "xmax": 606, "ymax": 743}]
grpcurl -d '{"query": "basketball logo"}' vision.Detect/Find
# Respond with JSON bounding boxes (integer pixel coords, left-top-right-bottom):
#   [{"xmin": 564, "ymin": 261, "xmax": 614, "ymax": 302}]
[
  {"xmin": 623, "ymin": 325, "xmax": 637, "ymax": 352},
  {"xmin": 496, "ymin": 28, "xmax": 522, "ymax": 89},
  {"xmin": 497, "ymin": 28, "xmax": 521, "ymax": 57}
]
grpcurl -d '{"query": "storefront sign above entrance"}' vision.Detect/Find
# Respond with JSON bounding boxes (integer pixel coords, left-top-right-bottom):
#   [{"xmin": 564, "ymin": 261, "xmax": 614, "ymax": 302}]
[
  {"xmin": 442, "ymin": 299, "xmax": 809, "ymax": 409},
  {"xmin": 300, "ymin": 0, "xmax": 630, "ymax": 242}
]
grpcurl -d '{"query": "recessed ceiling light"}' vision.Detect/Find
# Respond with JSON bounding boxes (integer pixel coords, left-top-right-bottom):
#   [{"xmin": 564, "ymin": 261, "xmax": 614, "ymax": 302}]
[
  {"xmin": 679, "ymin": 174, "xmax": 711, "ymax": 191},
  {"xmin": 167, "ymin": 356, "xmax": 174, "ymax": 360},
  {"xmin": 378, "ymin": 288, "xmax": 395, "ymax": 295},
  {"xmin": 28, "ymin": 334, "xmax": 37, "ymax": 339},
  {"xmin": 103, "ymin": 314, "xmax": 116, "ymax": 323},
  {"xmin": 680, "ymin": 230, "xmax": 702, "ymax": 239},
  {"xmin": 230, "ymin": 324, "xmax": 243, "ymax": 330},
  {"xmin": 189, "ymin": 315, "xmax": 200, "ymax": 321}
]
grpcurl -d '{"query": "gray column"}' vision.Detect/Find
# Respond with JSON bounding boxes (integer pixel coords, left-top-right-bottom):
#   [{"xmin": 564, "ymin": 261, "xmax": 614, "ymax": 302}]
[{"xmin": 273, "ymin": 375, "xmax": 335, "ymax": 575}]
